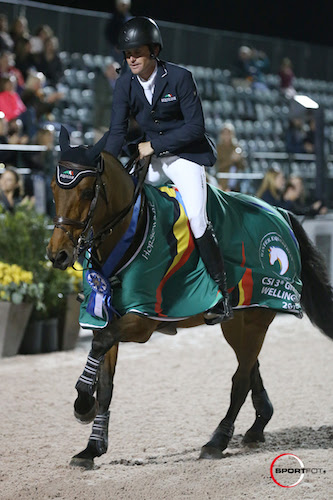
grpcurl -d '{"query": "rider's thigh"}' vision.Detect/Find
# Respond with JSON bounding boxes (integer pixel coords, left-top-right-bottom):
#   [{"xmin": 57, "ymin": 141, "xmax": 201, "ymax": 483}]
[
  {"xmin": 145, "ymin": 156, "xmax": 169, "ymax": 186},
  {"xmin": 164, "ymin": 157, "xmax": 208, "ymax": 238}
]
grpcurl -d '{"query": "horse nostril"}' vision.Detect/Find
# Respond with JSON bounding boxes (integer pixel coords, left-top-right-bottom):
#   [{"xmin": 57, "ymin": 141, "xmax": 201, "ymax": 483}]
[{"xmin": 53, "ymin": 250, "xmax": 71, "ymax": 270}]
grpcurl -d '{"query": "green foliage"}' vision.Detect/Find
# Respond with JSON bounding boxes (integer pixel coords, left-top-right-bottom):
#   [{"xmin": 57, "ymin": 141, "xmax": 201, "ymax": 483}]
[
  {"xmin": 0, "ymin": 206, "xmax": 83, "ymax": 318},
  {"xmin": 0, "ymin": 206, "xmax": 50, "ymax": 276}
]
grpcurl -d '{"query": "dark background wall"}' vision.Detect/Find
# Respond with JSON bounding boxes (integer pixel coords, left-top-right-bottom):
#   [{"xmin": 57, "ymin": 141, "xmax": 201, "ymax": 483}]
[{"xmin": 2, "ymin": 0, "xmax": 333, "ymax": 81}]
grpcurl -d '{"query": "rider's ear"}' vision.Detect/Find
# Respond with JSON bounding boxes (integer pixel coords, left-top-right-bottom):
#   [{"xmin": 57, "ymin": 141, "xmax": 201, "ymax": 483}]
[{"xmin": 59, "ymin": 125, "xmax": 71, "ymax": 152}]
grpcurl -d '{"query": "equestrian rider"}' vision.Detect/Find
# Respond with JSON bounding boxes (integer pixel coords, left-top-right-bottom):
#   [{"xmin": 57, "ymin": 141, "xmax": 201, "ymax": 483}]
[{"xmin": 102, "ymin": 16, "xmax": 233, "ymax": 325}]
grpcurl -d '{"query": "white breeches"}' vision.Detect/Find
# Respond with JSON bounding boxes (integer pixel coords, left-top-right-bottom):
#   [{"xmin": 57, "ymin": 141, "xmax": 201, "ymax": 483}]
[{"xmin": 145, "ymin": 155, "xmax": 208, "ymax": 238}]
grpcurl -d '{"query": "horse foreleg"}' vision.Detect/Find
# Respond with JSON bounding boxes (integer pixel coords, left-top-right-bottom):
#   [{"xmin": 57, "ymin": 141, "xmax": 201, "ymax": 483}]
[
  {"xmin": 200, "ymin": 308, "xmax": 275, "ymax": 459},
  {"xmin": 243, "ymin": 359, "xmax": 274, "ymax": 444},
  {"xmin": 75, "ymin": 314, "xmax": 158, "ymax": 397},
  {"xmin": 73, "ymin": 328, "xmax": 110, "ymax": 424},
  {"xmin": 71, "ymin": 344, "xmax": 119, "ymax": 469}
]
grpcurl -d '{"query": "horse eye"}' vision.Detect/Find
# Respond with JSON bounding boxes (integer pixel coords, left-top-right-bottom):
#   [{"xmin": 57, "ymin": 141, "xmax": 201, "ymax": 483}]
[{"xmin": 81, "ymin": 189, "xmax": 94, "ymax": 200}]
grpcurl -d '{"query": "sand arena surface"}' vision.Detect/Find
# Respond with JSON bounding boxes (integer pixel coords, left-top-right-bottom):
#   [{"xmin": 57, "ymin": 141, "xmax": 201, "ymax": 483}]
[{"xmin": 0, "ymin": 314, "xmax": 332, "ymax": 499}]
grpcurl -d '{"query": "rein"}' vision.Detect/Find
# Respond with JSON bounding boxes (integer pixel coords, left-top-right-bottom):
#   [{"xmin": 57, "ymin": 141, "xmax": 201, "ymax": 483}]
[{"xmin": 54, "ymin": 154, "xmax": 150, "ymax": 263}]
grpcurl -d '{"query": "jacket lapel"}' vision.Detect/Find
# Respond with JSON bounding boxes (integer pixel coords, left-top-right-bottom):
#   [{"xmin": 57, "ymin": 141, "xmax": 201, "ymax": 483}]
[
  {"xmin": 152, "ymin": 62, "xmax": 168, "ymax": 108},
  {"xmin": 131, "ymin": 75, "xmax": 148, "ymax": 106}
]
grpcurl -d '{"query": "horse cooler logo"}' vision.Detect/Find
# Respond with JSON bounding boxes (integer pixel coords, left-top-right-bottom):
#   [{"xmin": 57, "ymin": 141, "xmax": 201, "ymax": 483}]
[
  {"xmin": 259, "ymin": 232, "xmax": 295, "ymax": 281},
  {"xmin": 268, "ymin": 247, "xmax": 289, "ymax": 275}
]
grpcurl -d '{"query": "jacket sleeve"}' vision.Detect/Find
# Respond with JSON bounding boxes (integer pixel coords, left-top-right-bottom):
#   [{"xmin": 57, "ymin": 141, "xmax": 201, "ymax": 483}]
[
  {"xmin": 104, "ymin": 77, "xmax": 130, "ymax": 157},
  {"xmin": 150, "ymin": 70, "xmax": 206, "ymax": 156}
]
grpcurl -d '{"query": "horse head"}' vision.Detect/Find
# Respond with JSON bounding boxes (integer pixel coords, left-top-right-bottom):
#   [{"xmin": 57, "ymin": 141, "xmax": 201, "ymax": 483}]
[
  {"xmin": 47, "ymin": 127, "xmax": 136, "ymax": 270},
  {"xmin": 47, "ymin": 126, "xmax": 106, "ymax": 269}
]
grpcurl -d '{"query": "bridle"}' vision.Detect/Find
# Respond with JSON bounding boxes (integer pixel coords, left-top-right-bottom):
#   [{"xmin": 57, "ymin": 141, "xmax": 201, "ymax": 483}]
[
  {"xmin": 53, "ymin": 154, "xmax": 149, "ymax": 263},
  {"xmin": 53, "ymin": 158, "xmax": 105, "ymax": 259}
]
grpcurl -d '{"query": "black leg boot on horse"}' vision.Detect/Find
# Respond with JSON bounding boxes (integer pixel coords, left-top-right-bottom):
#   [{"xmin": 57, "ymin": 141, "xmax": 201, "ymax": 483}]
[{"xmin": 195, "ymin": 221, "xmax": 233, "ymax": 325}]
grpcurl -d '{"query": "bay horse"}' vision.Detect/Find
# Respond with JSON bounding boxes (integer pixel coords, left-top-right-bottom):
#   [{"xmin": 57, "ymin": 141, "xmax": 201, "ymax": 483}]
[{"xmin": 47, "ymin": 128, "xmax": 333, "ymax": 469}]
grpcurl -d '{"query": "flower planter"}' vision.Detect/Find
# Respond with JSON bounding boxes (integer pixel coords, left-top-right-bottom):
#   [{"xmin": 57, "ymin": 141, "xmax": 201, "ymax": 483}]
[
  {"xmin": 0, "ymin": 301, "xmax": 33, "ymax": 357},
  {"xmin": 20, "ymin": 318, "xmax": 43, "ymax": 355},
  {"xmin": 42, "ymin": 318, "xmax": 59, "ymax": 353},
  {"xmin": 58, "ymin": 293, "xmax": 81, "ymax": 351}
]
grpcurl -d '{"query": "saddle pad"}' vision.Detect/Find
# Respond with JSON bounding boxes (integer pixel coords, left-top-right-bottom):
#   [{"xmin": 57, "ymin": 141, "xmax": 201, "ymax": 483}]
[{"xmin": 79, "ymin": 184, "xmax": 302, "ymax": 329}]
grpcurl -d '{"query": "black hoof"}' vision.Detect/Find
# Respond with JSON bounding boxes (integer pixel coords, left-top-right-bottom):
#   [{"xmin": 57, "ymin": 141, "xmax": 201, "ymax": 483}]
[
  {"xmin": 199, "ymin": 445, "xmax": 223, "ymax": 459},
  {"xmin": 74, "ymin": 395, "xmax": 98, "ymax": 424},
  {"xmin": 70, "ymin": 456, "xmax": 96, "ymax": 470},
  {"xmin": 243, "ymin": 429, "xmax": 265, "ymax": 444}
]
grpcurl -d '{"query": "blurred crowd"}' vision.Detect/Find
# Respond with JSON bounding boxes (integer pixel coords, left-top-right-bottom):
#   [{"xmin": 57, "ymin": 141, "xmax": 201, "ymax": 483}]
[{"xmin": 0, "ymin": 12, "xmax": 66, "ymax": 212}]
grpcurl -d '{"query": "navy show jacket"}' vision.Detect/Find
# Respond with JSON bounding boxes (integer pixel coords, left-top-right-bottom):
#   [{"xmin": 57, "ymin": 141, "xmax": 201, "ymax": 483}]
[{"xmin": 104, "ymin": 60, "xmax": 217, "ymax": 166}]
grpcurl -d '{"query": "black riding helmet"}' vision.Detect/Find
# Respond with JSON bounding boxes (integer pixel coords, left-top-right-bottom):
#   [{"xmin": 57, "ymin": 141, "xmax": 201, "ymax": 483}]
[{"xmin": 118, "ymin": 17, "xmax": 163, "ymax": 52}]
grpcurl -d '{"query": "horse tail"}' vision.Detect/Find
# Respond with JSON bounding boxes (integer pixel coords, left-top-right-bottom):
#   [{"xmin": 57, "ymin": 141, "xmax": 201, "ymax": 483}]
[{"xmin": 289, "ymin": 212, "xmax": 333, "ymax": 340}]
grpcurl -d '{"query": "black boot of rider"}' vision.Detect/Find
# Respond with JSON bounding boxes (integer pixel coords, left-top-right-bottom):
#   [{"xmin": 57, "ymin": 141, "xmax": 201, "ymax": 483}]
[{"xmin": 195, "ymin": 222, "xmax": 233, "ymax": 325}]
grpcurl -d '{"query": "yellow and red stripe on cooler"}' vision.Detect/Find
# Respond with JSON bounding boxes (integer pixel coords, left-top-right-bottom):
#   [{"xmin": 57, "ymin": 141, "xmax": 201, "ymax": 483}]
[
  {"xmin": 236, "ymin": 241, "xmax": 253, "ymax": 306},
  {"xmin": 154, "ymin": 186, "xmax": 195, "ymax": 316}
]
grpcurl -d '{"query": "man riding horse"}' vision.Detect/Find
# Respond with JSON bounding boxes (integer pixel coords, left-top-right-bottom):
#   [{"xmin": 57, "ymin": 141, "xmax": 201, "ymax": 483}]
[{"xmin": 99, "ymin": 16, "xmax": 232, "ymax": 325}]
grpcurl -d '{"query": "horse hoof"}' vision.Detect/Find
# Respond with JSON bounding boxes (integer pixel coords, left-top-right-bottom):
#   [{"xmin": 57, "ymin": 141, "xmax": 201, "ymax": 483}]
[
  {"xmin": 199, "ymin": 445, "xmax": 223, "ymax": 459},
  {"xmin": 243, "ymin": 430, "xmax": 265, "ymax": 444},
  {"xmin": 74, "ymin": 399, "xmax": 99, "ymax": 424},
  {"xmin": 69, "ymin": 457, "xmax": 96, "ymax": 470}
]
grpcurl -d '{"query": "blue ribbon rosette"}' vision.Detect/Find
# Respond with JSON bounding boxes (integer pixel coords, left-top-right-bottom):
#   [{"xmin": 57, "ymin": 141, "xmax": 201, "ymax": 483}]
[{"xmin": 86, "ymin": 270, "xmax": 114, "ymax": 323}]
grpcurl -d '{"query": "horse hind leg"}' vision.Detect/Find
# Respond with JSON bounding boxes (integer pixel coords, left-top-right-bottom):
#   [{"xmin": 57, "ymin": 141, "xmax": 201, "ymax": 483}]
[
  {"xmin": 200, "ymin": 308, "xmax": 275, "ymax": 459},
  {"xmin": 243, "ymin": 359, "xmax": 274, "ymax": 444},
  {"xmin": 70, "ymin": 344, "xmax": 118, "ymax": 469}
]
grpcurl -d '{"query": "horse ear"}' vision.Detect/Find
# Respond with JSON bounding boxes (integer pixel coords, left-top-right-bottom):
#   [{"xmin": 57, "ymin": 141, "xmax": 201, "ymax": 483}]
[
  {"xmin": 86, "ymin": 131, "xmax": 108, "ymax": 164},
  {"xmin": 59, "ymin": 125, "xmax": 71, "ymax": 151}
]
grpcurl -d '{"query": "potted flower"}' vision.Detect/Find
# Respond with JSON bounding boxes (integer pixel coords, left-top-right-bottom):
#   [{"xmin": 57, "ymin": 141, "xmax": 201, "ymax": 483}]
[
  {"xmin": 32, "ymin": 261, "xmax": 83, "ymax": 352},
  {"xmin": 0, "ymin": 205, "xmax": 83, "ymax": 353},
  {"xmin": 0, "ymin": 261, "xmax": 44, "ymax": 357}
]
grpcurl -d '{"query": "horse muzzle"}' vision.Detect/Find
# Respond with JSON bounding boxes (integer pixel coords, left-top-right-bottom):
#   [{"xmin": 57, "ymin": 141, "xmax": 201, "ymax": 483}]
[{"xmin": 47, "ymin": 244, "xmax": 74, "ymax": 270}]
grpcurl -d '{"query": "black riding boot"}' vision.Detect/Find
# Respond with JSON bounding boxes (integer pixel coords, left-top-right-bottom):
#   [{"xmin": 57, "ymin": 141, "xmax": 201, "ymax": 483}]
[{"xmin": 195, "ymin": 222, "xmax": 233, "ymax": 325}]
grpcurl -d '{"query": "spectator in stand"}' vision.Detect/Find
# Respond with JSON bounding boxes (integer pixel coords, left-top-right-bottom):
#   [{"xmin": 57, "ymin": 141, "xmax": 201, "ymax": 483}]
[
  {"xmin": 215, "ymin": 122, "xmax": 246, "ymax": 191},
  {"xmin": 25, "ymin": 124, "xmax": 55, "ymax": 171},
  {"xmin": 0, "ymin": 166, "xmax": 31, "ymax": 212},
  {"xmin": 25, "ymin": 124, "xmax": 56, "ymax": 214},
  {"xmin": 7, "ymin": 118, "xmax": 29, "ymax": 145},
  {"xmin": 0, "ymin": 112, "xmax": 28, "ymax": 165},
  {"xmin": 104, "ymin": 0, "xmax": 132, "ymax": 65},
  {"xmin": 9, "ymin": 15, "xmax": 29, "ymax": 52},
  {"xmin": 93, "ymin": 61, "xmax": 120, "ymax": 141},
  {"xmin": 29, "ymin": 24, "xmax": 53, "ymax": 58},
  {"xmin": 282, "ymin": 175, "xmax": 327, "ymax": 216},
  {"xmin": 303, "ymin": 117, "xmax": 315, "ymax": 153},
  {"xmin": 0, "ymin": 50, "xmax": 25, "ymax": 92},
  {"xmin": 0, "ymin": 14, "xmax": 14, "ymax": 51},
  {"xmin": 20, "ymin": 71, "xmax": 63, "ymax": 139},
  {"xmin": 256, "ymin": 166, "xmax": 286, "ymax": 206},
  {"xmin": 279, "ymin": 57, "xmax": 296, "ymax": 98},
  {"xmin": 232, "ymin": 45, "xmax": 270, "ymax": 91},
  {"xmin": 285, "ymin": 117, "xmax": 307, "ymax": 154},
  {"xmin": 0, "ymin": 74, "xmax": 26, "ymax": 122},
  {"xmin": 35, "ymin": 36, "xmax": 63, "ymax": 86},
  {"xmin": 0, "ymin": 111, "xmax": 15, "ymax": 164},
  {"xmin": 14, "ymin": 37, "xmax": 36, "ymax": 80}
]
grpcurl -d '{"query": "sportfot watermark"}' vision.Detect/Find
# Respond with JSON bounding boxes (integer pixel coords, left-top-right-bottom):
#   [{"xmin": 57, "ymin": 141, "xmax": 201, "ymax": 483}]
[{"xmin": 270, "ymin": 453, "xmax": 327, "ymax": 488}]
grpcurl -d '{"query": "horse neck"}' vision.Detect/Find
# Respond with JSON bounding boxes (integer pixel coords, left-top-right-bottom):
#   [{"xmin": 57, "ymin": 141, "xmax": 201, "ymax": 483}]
[{"xmin": 94, "ymin": 153, "xmax": 136, "ymax": 264}]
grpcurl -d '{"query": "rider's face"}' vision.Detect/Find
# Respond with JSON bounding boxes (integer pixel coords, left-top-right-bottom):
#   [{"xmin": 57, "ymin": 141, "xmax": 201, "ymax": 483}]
[{"xmin": 125, "ymin": 45, "xmax": 156, "ymax": 80}]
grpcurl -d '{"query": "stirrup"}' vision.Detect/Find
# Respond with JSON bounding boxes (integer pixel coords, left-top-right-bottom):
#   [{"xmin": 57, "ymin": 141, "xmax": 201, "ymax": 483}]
[{"xmin": 204, "ymin": 296, "xmax": 233, "ymax": 325}]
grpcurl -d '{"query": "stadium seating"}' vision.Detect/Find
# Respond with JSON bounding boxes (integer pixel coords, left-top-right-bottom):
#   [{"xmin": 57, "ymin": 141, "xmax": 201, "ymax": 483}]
[{"xmin": 53, "ymin": 51, "xmax": 333, "ymax": 194}]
